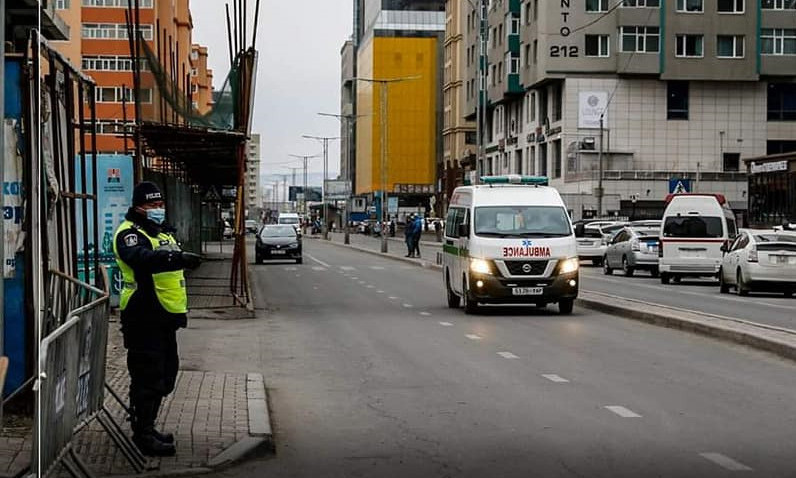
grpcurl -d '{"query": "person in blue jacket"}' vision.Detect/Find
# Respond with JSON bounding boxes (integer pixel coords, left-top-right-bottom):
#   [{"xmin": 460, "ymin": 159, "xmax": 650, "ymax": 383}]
[
  {"xmin": 412, "ymin": 214, "xmax": 423, "ymax": 258},
  {"xmin": 404, "ymin": 213, "xmax": 416, "ymax": 257}
]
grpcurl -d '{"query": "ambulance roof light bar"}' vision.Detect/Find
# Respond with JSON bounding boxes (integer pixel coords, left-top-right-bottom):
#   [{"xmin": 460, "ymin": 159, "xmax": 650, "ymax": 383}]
[{"xmin": 480, "ymin": 175, "xmax": 549, "ymax": 186}]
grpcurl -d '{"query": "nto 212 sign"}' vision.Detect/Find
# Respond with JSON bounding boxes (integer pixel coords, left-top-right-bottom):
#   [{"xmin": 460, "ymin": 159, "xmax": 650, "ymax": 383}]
[{"xmin": 550, "ymin": 0, "xmax": 578, "ymax": 58}]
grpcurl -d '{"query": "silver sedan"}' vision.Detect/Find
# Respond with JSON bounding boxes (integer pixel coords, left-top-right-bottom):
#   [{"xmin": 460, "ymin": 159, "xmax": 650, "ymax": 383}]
[{"xmin": 603, "ymin": 227, "xmax": 660, "ymax": 277}]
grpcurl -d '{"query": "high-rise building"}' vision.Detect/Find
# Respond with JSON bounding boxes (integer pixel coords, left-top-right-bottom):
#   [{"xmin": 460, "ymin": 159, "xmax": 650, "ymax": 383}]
[
  {"xmin": 53, "ymin": 0, "xmax": 214, "ymax": 153},
  {"xmin": 340, "ymin": 39, "xmax": 356, "ymax": 185},
  {"xmin": 247, "ymin": 133, "xmax": 262, "ymax": 214},
  {"xmin": 461, "ymin": 0, "xmax": 796, "ymax": 221},
  {"xmin": 349, "ymin": 0, "xmax": 446, "ymax": 217}
]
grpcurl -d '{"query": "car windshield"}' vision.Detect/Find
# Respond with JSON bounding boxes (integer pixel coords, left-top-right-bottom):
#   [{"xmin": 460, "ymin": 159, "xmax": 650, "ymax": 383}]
[
  {"xmin": 261, "ymin": 226, "xmax": 296, "ymax": 238},
  {"xmin": 474, "ymin": 206, "xmax": 571, "ymax": 237},
  {"xmin": 663, "ymin": 216, "xmax": 723, "ymax": 238},
  {"xmin": 279, "ymin": 217, "xmax": 300, "ymax": 225}
]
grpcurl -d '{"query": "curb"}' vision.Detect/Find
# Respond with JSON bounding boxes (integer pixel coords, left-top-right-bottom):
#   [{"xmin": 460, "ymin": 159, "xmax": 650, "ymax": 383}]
[{"xmin": 319, "ymin": 238, "xmax": 796, "ymax": 362}]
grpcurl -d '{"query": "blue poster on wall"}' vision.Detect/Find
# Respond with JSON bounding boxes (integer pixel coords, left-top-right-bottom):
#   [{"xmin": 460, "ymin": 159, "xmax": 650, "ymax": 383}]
[{"xmin": 76, "ymin": 154, "xmax": 134, "ymax": 304}]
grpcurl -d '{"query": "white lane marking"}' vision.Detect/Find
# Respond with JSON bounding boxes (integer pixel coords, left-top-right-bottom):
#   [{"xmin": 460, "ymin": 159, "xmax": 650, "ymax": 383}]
[
  {"xmin": 699, "ymin": 453, "xmax": 753, "ymax": 471},
  {"xmin": 465, "ymin": 334, "xmax": 483, "ymax": 341},
  {"xmin": 306, "ymin": 254, "xmax": 330, "ymax": 268},
  {"xmin": 340, "ymin": 266, "xmax": 355, "ymax": 271},
  {"xmin": 439, "ymin": 321, "xmax": 453, "ymax": 326},
  {"xmin": 604, "ymin": 406, "xmax": 642, "ymax": 418},
  {"xmin": 359, "ymin": 281, "xmax": 366, "ymax": 285},
  {"xmin": 403, "ymin": 303, "xmax": 413, "ymax": 308},
  {"xmin": 284, "ymin": 267, "xmax": 297, "ymax": 271},
  {"xmin": 497, "ymin": 351, "xmax": 519, "ymax": 359},
  {"xmin": 388, "ymin": 296, "xmax": 398, "ymax": 300},
  {"xmin": 312, "ymin": 286, "xmax": 319, "ymax": 290},
  {"xmin": 377, "ymin": 290, "xmax": 385, "ymax": 294},
  {"xmin": 311, "ymin": 266, "xmax": 326, "ymax": 271},
  {"xmin": 366, "ymin": 285, "xmax": 375, "ymax": 289},
  {"xmin": 542, "ymin": 374, "xmax": 570, "ymax": 383},
  {"xmin": 419, "ymin": 312, "xmax": 432, "ymax": 316},
  {"xmin": 370, "ymin": 266, "xmax": 385, "ymax": 270},
  {"xmin": 351, "ymin": 277, "xmax": 359, "ymax": 280}
]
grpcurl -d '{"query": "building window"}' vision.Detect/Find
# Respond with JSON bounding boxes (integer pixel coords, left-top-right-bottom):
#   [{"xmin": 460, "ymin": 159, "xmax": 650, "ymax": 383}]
[
  {"xmin": 717, "ymin": 35, "xmax": 744, "ymax": 58},
  {"xmin": 523, "ymin": 43, "xmax": 530, "ymax": 67},
  {"xmin": 94, "ymin": 120, "xmax": 134, "ymax": 135},
  {"xmin": 667, "ymin": 81, "xmax": 689, "ymax": 120},
  {"xmin": 83, "ymin": 0, "xmax": 153, "ymax": 7},
  {"xmin": 762, "ymin": 0, "xmax": 796, "ymax": 9},
  {"xmin": 723, "ymin": 153, "xmax": 740, "ymax": 172},
  {"xmin": 56, "ymin": 0, "xmax": 70, "ymax": 9},
  {"xmin": 675, "ymin": 34, "xmax": 704, "ymax": 57},
  {"xmin": 586, "ymin": 0, "xmax": 609, "ymax": 12},
  {"xmin": 761, "ymin": 29, "xmax": 796, "ymax": 55},
  {"xmin": 539, "ymin": 143, "xmax": 548, "ymax": 176},
  {"xmin": 533, "ymin": 39, "xmax": 538, "ymax": 63},
  {"xmin": 620, "ymin": 26, "xmax": 660, "ymax": 52},
  {"xmin": 530, "ymin": 92, "xmax": 536, "ymax": 122},
  {"xmin": 510, "ymin": 17, "xmax": 519, "ymax": 35},
  {"xmin": 82, "ymin": 23, "xmax": 153, "ymax": 40},
  {"xmin": 585, "ymin": 35, "xmax": 610, "ymax": 57},
  {"xmin": 95, "ymin": 86, "xmax": 152, "ymax": 104},
  {"xmin": 82, "ymin": 55, "xmax": 148, "ymax": 71},
  {"xmin": 509, "ymin": 56, "xmax": 519, "ymax": 74},
  {"xmin": 552, "ymin": 83, "xmax": 563, "ymax": 122},
  {"xmin": 676, "ymin": 0, "xmax": 703, "ymax": 12},
  {"xmin": 621, "ymin": 0, "xmax": 660, "ymax": 6},
  {"xmin": 553, "ymin": 140, "xmax": 562, "ymax": 179},
  {"xmin": 524, "ymin": 2, "xmax": 532, "ymax": 23},
  {"xmin": 767, "ymin": 83, "xmax": 796, "ymax": 121},
  {"xmin": 717, "ymin": 0, "xmax": 744, "ymax": 12}
]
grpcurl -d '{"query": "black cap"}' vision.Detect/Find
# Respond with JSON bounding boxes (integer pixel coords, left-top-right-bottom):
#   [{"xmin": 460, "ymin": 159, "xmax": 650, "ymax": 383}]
[{"xmin": 132, "ymin": 181, "xmax": 163, "ymax": 207}]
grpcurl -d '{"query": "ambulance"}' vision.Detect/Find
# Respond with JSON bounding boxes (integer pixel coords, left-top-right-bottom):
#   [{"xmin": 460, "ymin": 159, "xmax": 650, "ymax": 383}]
[{"xmin": 442, "ymin": 175, "xmax": 579, "ymax": 314}]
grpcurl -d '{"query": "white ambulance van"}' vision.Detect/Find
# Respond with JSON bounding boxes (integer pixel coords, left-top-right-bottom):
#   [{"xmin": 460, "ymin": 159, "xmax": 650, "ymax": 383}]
[
  {"xmin": 659, "ymin": 193, "xmax": 737, "ymax": 284},
  {"xmin": 443, "ymin": 175, "xmax": 579, "ymax": 314}
]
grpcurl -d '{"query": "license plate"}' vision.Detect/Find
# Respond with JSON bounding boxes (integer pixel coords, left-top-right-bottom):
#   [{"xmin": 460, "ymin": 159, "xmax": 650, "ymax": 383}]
[
  {"xmin": 271, "ymin": 250, "xmax": 286, "ymax": 255},
  {"xmin": 578, "ymin": 240, "xmax": 594, "ymax": 246},
  {"xmin": 512, "ymin": 287, "xmax": 543, "ymax": 296},
  {"xmin": 770, "ymin": 255, "xmax": 790, "ymax": 264}
]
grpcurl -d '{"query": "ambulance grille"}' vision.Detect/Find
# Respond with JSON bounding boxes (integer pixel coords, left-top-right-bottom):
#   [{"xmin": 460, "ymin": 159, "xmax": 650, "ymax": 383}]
[{"xmin": 504, "ymin": 260, "xmax": 548, "ymax": 276}]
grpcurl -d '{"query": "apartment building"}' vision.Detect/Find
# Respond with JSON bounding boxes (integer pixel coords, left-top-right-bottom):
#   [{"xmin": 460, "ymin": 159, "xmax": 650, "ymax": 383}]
[
  {"xmin": 53, "ymin": 0, "xmax": 214, "ymax": 153},
  {"xmin": 247, "ymin": 133, "xmax": 262, "ymax": 215},
  {"xmin": 351, "ymin": 0, "xmax": 446, "ymax": 217},
  {"xmin": 442, "ymin": 0, "xmax": 477, "ymax": 208},
  {"xmin": 461, "ymin": 0, "xmax": 796, "ymax": 220}
]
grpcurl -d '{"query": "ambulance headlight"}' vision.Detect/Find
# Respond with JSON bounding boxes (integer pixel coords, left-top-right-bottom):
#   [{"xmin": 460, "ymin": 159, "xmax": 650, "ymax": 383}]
[
  {"xmin": 470, "ymin": 258, "xmax": 492, "ymax": 275},
  {"xmin": 558, "ymin": 257, "xmax": 580, "ymax": 274}
]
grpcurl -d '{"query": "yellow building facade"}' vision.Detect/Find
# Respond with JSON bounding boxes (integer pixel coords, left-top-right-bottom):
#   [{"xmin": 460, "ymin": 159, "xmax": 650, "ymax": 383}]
[{"xmin": 355, "ymin": 36, "xmax": 440, "ymax": 196}]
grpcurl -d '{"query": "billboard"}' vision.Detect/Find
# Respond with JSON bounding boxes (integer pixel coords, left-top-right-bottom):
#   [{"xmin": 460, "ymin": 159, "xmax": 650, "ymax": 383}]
[
  {"xmin": 578, "ymin": 91, "xmax": 608, "ymax": 129},
  {"xmin": 289, "ymin": 186, "xmax": 322, "ymax": 202},
  {"xmin": 324, "ymin": 180, "xmax": 351, "ymax": 200}
]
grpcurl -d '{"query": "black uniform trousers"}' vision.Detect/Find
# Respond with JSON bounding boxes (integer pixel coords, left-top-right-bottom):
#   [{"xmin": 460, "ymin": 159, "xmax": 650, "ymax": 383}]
[{"xmin": 122, "ymin": 316, "xmax": 179, "ymax": 433}]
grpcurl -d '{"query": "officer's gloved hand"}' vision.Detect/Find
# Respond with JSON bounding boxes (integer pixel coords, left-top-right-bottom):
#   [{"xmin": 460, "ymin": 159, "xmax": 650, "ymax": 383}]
[{"xmin": 180, "ymin": 251, "xmax": 203, "ymax": 270}]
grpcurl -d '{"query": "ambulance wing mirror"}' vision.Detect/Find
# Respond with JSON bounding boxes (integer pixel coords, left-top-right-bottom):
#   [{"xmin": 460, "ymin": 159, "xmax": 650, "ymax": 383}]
[
  {"xmin": 574, "ymin": 223, "xmax": 585, "ymax": 238},
  {"xmin": 457, "ymin": 223, "xmax": 470, "ymax": 238}
]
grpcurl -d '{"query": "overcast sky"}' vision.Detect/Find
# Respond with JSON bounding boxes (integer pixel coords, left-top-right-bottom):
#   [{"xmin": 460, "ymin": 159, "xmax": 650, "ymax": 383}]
[{"xmin": 190, "ymin": 1, "xmax": 351, "ymax": 188}]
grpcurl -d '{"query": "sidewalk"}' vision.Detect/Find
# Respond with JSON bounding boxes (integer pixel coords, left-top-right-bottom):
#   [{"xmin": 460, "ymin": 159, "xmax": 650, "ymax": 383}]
[
  {"xmin": 321, "ymin": 231, "xmax": 443, "ymax": 267},
  {"xmin": 0, "ymin": 249, "xmax": 271, "ymax": 478}
]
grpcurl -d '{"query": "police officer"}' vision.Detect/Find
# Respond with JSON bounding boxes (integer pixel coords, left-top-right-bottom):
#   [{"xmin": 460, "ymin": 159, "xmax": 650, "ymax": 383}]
[{"xmin": 113, "ymin": 181, "xmax": 201, "ymax": 456}]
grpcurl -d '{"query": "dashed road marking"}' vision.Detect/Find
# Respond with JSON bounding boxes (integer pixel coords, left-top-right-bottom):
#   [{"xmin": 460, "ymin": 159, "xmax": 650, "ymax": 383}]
[
  {"xmin": 403, "ymin": 304, "xmax": 413, "ymax": 308},
  {"xmin": 366, "ymin": 285, "xmax": 375, "ymax": 289},
  {"xmin": 542, "ymin": 374, "xmax": 569, "ymax": 383},
  {"xmin": 604, "ymin": 406, "xmax": 641, "ymax": 418},
  {"xmin": 370, "ymin": 266, "xmax": 385, "ymax": 270},
  {"xmin": 699, "ymin": 453, "xmax": 752, "ymax": 472},
  {"xmin": 377, "ymin": 290, "xmax": 385, "ymax": 294},
  {"xmin": 284, "ymin": 267, "xmax": 297, "ymax": 271},
  {"xmin": 311, "ymin": 266, "xmax": 326, "ymax": 271},
  {"xmin": 388, "ymin": 296, "xmax": 398, "ymax": 300},
  {"xmin": 419, "ymin": 312, "xmax": 432, "ymax": 316},
  {"xmin": 465, "ymin": 334, "xmax": 483, "ymax": 341},
  {"xmin": 497, "ymin": 351, "xmax": 519, "ymax": 359},
  {"xmin": 439, "ymin": 321, "xmax": 453, "ymax": 326},
  {"xmin": 340, "ymin": 266, "xmax": 355, "ymax": 271},
  {"xmin": 312, "ymin": 286, "xmax": 319, "ymax": 290},
  {"xmin": 306, "ymin": 255, "xmax": 330, "ymax": 268}
]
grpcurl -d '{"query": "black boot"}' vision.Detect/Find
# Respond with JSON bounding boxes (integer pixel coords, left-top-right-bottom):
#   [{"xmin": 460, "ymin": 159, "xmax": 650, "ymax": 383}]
[
  {"xmin": 149, "ymin": 397, "xmax": 174, "ymax": 444},
  {"xmin": 133, "ymin": 429, "xmax": 176, "ymax": 457}
]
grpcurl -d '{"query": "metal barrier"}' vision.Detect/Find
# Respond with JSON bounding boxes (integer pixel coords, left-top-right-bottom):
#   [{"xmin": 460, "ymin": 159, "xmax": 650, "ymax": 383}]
[{"xmin": 34, "ymin": 269, "xmax": 146, "ymax": 478}]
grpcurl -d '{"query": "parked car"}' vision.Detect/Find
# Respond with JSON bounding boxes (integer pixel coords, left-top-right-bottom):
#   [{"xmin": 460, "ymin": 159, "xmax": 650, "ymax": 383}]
[
  {"xmin": 719, "ymin": 229, "xmax": 796, "ymax": 296},
  {"xmin": 245, "ymin": 219, "xmax": 259, "ymax": 234},
  {"xmin": 255, "ymin": 225, "xmax": 302, "ymax": 264},
  {"xmin": 222, "ymin": 220, "xmax": 233, "ymax": 239},
  {"xmin": 603, "ymin": 226, "xmax": 660, "ymax": 277},
  {"xmin": 576, "ymin": 224, "xmax": 609, "ymax": 266}
]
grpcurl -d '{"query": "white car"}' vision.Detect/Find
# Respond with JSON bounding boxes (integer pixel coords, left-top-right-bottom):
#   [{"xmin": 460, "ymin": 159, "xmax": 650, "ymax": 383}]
[
  {"xmin": 576, "ymin": 224, "xmax": 609, "ymax": 266},
  {"xmin": 719, "ymin": 229, "xmax": 796, "ymax": 296}
]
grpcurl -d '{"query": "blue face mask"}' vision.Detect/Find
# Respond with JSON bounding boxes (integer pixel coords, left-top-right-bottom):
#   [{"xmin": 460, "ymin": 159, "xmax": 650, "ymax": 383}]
[{"xmin": 146, "ymin": 208, "xmax": 166, "ymax": 225}]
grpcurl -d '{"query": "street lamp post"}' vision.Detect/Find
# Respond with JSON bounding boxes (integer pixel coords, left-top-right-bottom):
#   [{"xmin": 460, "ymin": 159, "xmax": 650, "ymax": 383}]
[
  {"xmin": 319, "ymin": 112, "xmax": 366, "ymax": 245},
  {"xmin": 288, "ymin": 154, "xmax": 319, "ymax": 228},
  {"xmin": 352, "ymin": 76, "xmax": 419, "ymax": 253},
  {"xmin": 303, "ymin": 135, "xmax": 340, "ymax": 240}
]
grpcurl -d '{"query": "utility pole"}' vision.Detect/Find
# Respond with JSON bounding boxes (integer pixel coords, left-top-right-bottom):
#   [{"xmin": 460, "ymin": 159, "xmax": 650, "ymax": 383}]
[
  {"xmin": 597, "ymin": 115, "xmax": 604, "ymax": 217},
  {"xmin": 285, "ymin": 166, "xmax": 303, "ymax": 212},
  {"xmin": 303, "ymin": 135, "xmax": 340, "ymax": 240},
  {"xmin": 289, "ymin": 154, "xmax": 319, "ymax": 225},
  {"xmin": 319, "ymin": 112, "xmax": 366, "ymax": 245},
  {"xmin": 352, "ymin": 76, "xmax": 419, "ymax": 253}
]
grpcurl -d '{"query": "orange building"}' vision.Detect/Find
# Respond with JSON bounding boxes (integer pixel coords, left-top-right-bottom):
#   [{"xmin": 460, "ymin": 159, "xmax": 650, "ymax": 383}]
[{"xmin": 53, "ymin": 0, "xmax": 215, "ymax": 153}]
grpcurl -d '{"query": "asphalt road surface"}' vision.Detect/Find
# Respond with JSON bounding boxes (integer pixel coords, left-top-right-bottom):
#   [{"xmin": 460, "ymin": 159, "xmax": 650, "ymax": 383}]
[{"xmin": 202, "ymin": 239, "xmax": 796, "ymax": 478}]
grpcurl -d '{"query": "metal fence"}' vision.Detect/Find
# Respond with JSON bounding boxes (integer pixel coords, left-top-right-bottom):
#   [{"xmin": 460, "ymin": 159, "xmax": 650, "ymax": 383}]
[{"xmin": 35, "ymin": 269, "xmax": 113, "ymax": 477}]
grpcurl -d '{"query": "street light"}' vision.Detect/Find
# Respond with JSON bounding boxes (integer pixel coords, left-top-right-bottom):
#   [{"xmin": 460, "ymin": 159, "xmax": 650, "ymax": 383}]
[
  {"xmin": 319, "ymin": 112, "xmax": 368, "ymax": 245},
  {"xmin": 351, "ymin": 75, "xmax": 420, "ymax": 253},
  {"xmin": 288, "ymin": 153, "xmax": 320, "ymax": 227},
  {"xmin": 302, "ymin": 134, "xmax": 340, "ymax": 240},
  {"xmin": 465, "ymin": 0, "xmax": 486, "ymax": 184}
]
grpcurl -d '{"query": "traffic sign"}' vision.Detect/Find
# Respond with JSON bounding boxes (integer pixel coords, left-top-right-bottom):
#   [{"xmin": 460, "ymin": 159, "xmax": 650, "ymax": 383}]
[{"xmin": 669, "ymin": 178, "xmax": 690, "ymax": 194}]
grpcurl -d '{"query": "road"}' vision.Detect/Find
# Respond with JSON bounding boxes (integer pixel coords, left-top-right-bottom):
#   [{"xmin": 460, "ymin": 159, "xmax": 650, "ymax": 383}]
[{"xmin": 201, "ymin": 239, "xmax": 796, "ymax": 478}]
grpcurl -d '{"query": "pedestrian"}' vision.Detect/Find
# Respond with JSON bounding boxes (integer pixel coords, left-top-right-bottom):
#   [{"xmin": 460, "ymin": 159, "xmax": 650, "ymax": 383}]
[
  {"xmin": 404, "ymin": 213, "xmax": 415, "ymax": 257},
  {"xmin": 113, "ymin": 181, "xmax": 202, "ymax": 456},
  {"xmin": 412, "ymin": 214, "xmax": 423, "ymax": 258}
]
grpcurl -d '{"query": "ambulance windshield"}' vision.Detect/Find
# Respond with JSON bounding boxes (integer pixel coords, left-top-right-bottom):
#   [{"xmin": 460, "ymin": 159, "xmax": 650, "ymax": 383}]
[{"xmin": 474, "ymin": 206, "xmax": 572, "ymax": 237}]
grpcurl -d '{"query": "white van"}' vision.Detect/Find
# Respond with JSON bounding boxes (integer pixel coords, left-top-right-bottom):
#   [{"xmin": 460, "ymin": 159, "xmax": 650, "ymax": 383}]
[
  {"xmin": 659, "ymin": 194, "xmax": 737, "ymax": 284},
  {"xmin": 278, "ymin": 212, "xmax": 302, "ymax": 235},
  {"xmin": 443, "ymin": 175, "xmax": 579, "ymax": 314}
]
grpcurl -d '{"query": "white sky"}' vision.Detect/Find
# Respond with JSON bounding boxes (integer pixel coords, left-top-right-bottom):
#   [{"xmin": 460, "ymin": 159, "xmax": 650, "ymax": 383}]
[{"xmin": 190, "ymin": 1, "xmax": 351, "ymax": 187}]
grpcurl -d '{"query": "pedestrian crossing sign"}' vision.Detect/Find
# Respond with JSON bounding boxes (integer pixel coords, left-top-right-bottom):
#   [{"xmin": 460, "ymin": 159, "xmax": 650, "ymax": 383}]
[{"xmin": 668, "ymin": 178, "xmax": 691, "ymax": 194}]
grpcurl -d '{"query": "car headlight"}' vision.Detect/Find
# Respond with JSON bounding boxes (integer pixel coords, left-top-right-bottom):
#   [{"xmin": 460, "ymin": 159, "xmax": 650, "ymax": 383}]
[
  {"xmin": 290, "ymin": 242, "xmax": 299, "ymax": 248},
  {"xmin": 470, "ymin": 258, "xmax": 492, "ymax": 275},
  {"xmin": 559, "ymin": 257, "xmax": 579, "ymax": 274}
]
